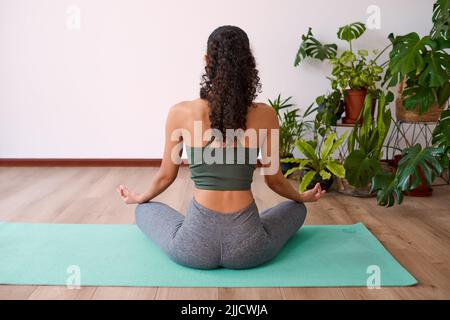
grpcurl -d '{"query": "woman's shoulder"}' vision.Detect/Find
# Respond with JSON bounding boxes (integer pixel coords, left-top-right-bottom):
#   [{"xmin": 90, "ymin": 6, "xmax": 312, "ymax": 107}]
[
  {"xmin": 248, "ymin": 101, "xmax": 277, "ymax": 120},
  {"xmin": 167, "ymin": 99, "xmax": 203, "ymax": 118},
  {"xmin": 169, "ymin": 98, "xmax": 207, "ymax": 114},
  {"xmin": 166, "ymin": 99, "xmax": 210, "ymax": 130}
]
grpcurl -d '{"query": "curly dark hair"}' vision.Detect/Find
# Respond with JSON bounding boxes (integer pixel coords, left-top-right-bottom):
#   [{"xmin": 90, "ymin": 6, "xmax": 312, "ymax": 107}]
[{"xmin": 200, "ymin": 25, "xmax": 262, "ymax": 139}]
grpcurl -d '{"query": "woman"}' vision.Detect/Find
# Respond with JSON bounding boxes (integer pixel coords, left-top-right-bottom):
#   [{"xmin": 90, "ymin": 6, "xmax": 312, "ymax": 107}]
[{"xmin": 116, "ymin": 25, "xmax": 325, "ymax": 270}]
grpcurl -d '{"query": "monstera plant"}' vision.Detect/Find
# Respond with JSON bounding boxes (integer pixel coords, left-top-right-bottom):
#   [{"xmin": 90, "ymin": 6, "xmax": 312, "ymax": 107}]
[
  {"xmin": 294, "ymin": 27, "xmax": 337, "ymax": 66},
  {"xmin": 370, "ymin": 145, "xmax": 445, "ymax": 207},
  {"xmin": 431, "ymin": 0, "xmax": 450, "ymax": 39},
  {"xmin": 281, "ymin": 132, "xmax": 347, "ymax": 192},
  {"xmin": 432, "ymin": 109, "xmax": 450, "ymax": 158},
  {"xmin": 384, "ymin": 33, "xmax": 450, "ymax": 114},
  {"xmin": 384, "ymin": 0, "xmax": 450, "ymax": 116},
  {"xmin": 370, "ymin": 109, "xmax": 450, "ymax": 207},
  {"xmin": 343, "ymin": 91, "xmax": 393, "ymax": 190}
]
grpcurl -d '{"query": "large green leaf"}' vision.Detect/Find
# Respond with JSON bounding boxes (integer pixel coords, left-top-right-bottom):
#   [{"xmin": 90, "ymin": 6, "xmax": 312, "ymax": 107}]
[
  {"xmin": 374, "ymin": 92, "xmax": 392, "ymax": 158},
  {"xmin": 388, "ymin": 33, "xmax": 435, "ymax": 76},
  {"xmin": 396, "ymin": 144, "xmax": 444, "ymax": 190},
  {"xmin": 299, "ymin": 170, "xmax": 317, "ymax": 192},
  {"xmin": 337, "ymin": 22, "xmax": 366, "ymax": 42},
  {"xmin": 435, "ymin": 36, "xmax": 450, "ymax": 49},
  {"xmin": 320, "ymin": 132, "xmax": 337, "ymax": 160},
  {"xmin": 325, "ymin": 160, "xmax": 345, "ymax": 178},
  {"xmin": 295, "ymin": 139, "xmax": 318, "ymax": 163},
  {"xmin": 386, "ymin": 29, "xmax": 450, "ymax": 114},
  {"xmin": 329, "ymin": 131, "xmax": 348, "ymax": 156},
  {"xmin": 319, "ymin": 169, "xmax": 331, "ymax": 180},
  {"xmin": 344, "ymin": 150, "xmax": 382, "ymax": 188},
  {"xmin": 418, "ymin": 51, "xmax": 450, "ymax": 87},
  {"xmin": 431, "ymin": 0, "xmax": 450, "ymax": 39},
  {"xmin": 346, "ymin": 92, "xmax": 391, "ymax": 160},
  {"xmin": 370, "ymin": 173, "xmax": 403, "ymax": 207},
  {"xmin": 383, "ymin": 65, "xmax": 402, "ymax": 88},
  {"xmin": 432, "ymin": 109, "xmax": 450, "ymax": 154},
  {"xmin": 437, "ymin": 81, "xmax": 450, "ymax": 106},
  {"xmin": 280, "ymin": 157, "xmax": 302, "ymax": 164},
  {"xmin": 297, "ymin": 159, "xmax": 313, "ymax": 169},
  {"xmin": 294, "ymin": 28, "xmax": 338, "ymax": 66},
  {"xmin": 284, "ymin": 166, "xmax": 300, "ymax": 178},
  {"xmin": 359, "ymin": 94, "xmax": 374, "ymax": 152},
  {"xmin": 402, "ymin": 82, "xmax": 438, "ymax": 114}
]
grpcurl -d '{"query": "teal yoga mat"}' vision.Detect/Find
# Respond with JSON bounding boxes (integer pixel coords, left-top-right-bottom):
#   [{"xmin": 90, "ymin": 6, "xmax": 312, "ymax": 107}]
[{"xmin": 0, "ymin": 221, "xmax": 416, "ymax": 287}]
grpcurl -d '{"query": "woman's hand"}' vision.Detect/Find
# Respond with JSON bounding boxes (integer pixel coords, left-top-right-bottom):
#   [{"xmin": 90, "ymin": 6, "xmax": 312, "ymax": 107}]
[
  {"xmin": 116, "ymin": 184, "xmax": 143, "ymax": 205},
  {"xmin": 298, "ymin": 183, "xmax": 326, "ymax": 202}
]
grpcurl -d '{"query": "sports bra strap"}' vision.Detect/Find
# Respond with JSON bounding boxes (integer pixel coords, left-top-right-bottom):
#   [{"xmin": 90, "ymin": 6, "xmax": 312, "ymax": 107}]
[{"xmin": 204, "ymin": 135, "xmax": 215, "ymax": 148}]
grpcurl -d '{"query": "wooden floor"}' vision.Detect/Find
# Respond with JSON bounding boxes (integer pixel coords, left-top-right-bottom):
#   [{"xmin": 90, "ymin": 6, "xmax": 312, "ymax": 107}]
[{"xmin": 0, "ymin": 166, "xmax": 449, "ymax": 300}]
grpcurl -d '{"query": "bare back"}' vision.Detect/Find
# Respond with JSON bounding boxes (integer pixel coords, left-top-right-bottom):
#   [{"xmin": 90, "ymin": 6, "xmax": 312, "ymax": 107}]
[{"xmin": 177, "ymin": 98, "xmax": 275, "ymax": 213}]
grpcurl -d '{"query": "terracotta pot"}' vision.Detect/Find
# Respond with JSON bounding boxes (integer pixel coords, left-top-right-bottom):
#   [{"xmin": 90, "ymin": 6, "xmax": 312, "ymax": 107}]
[
  {"xmin": 391, "ymin": 154, "xmax": 433, "ymax": 197},
  {"xmin": 343, "ymin": 89, "xmax": 374, "ymax": 124},
  {"xmin": 335, "ymin": 177, "xmax": 375, "ymax": 198},
  {"xmin": 405, "ymin": 165, "xmax": 433, "ymax": 197},
  {"xmin": 389, "ymin": 154, "xmax": 402, "ymax": 169},
  {"xmin": 396, "ymin": 82, "xmax": 445, "ymax": 123}
]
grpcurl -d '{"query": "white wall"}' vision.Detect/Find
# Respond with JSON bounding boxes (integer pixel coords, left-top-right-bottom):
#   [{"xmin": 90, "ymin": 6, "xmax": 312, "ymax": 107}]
[{"xmin": 0, "ymin": 0, "xmax": 434, "ymax": 158}]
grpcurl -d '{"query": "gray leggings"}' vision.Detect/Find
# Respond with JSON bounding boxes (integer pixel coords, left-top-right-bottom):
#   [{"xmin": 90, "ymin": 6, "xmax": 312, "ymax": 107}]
[{"xmin": 135, "ymin": 197, "xmax": 307, "ymax": 269}]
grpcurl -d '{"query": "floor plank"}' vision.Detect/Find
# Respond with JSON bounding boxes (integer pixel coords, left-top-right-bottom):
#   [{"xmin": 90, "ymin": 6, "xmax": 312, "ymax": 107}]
[
  {"xmin": 219, "ymin": 288, "xmax": 283, "ymax": 300},
  {"xmin": 155, "ymin": 288, "xmax": 219, "ymax": 300}
]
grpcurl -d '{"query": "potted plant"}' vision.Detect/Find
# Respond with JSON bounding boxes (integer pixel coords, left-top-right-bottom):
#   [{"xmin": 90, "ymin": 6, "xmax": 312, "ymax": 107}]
[
  {"xmin": 384, "ymin": 0, "xmax": 450, "ymax": 122},
  {"xmin": 314, "ymin": 90, "xmax": 345, "ymax": 135},
  {"xmin": 281, "ymin": 132, "xmax": 347, "ymax": 192},
  {"xmin": 329, "ymin": 23, "xmax": 385, "ymax": 124},
  {"xmin": 370, "ymin": 109, "xmax": 449, "ymax": 206},
  {"xmin": 268, "ymin": 94, "xmax": 313, "ymax": 175},
  {"xmin": 294, "ymin": 22, "xmax": 386, "ymax": 124},
  {"xmin": 341, "ymin": 91, "xmax": 393, "ymax": 196}
]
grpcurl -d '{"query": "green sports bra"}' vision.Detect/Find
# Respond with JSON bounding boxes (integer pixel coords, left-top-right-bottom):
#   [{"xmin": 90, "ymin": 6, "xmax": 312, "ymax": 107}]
[{"xmin": 185, "ymin": 136, "xmax": 259, "ymax": 190}]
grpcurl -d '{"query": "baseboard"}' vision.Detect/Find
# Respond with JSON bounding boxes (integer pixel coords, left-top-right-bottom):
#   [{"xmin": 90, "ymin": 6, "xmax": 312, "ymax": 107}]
[
  {"xmin": 0, "ymin": 158, "xmax": 171, "ymax": 167},
  {"xmin": 0, "ymin": 158, "xmax": 265, "ymax": 167}
]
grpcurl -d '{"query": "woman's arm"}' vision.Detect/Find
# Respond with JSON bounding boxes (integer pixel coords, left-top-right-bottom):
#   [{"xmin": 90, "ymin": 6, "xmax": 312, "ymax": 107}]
[
  {"xmin": 117, "ymin": 103, "xmax": 184, "ymax": 205},
  {"xmin": 260, "ymin": 105, "xmax": 325, "ymax": 203},
  {"xmin": 137, "ymin": 104, "xmax": 184, "ymax": 203}
]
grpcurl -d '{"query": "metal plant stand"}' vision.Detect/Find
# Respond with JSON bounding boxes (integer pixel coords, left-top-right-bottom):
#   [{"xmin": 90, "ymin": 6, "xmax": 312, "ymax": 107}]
[
  {"xmin": 384, "ymin": 120, "xmax": 449, "ymax": 185},
  {"xmin": 384, "ymin": 120, "xmax": 435, "ymax": 160},
  {"xmin": 329, "ymin": 119, "xmax": 449, "ymax": 186}
]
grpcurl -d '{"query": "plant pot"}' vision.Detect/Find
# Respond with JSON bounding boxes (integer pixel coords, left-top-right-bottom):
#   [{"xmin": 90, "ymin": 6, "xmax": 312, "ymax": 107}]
[
  {"xmin": 391, "ymin": 153, "xmax": 433, "ymax": 197},
  {"xmin": 395, "ymin": 82, "xmax": 445, "ymax": 123},
  {"xmin": 388, "ymin": 154, "xmax": 402, "ymax": 169},
  {"xmin": 304, "ymin": 172, "xmax": 334, "ymax": 191},
  {"xmin": 335, "ymin": 177, "xmax": 375, "ymax": 197},
  {"xmin": 281, "ymin": 161, "xmax": 298, "ymax": 176},
  {"xmin": 404, "ymin": 165, "xmax": 433, "ymax": 197},
  {"xmin": 343, "ymin": 89, "xmax": 375, "ymax": 124}
]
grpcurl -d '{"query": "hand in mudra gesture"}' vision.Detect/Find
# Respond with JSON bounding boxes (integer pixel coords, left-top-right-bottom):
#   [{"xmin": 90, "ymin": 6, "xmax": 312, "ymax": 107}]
[
  {"xmin": 116, "ymin": 184, "xmax": 142, "ymax": 204},
  {"xmin": 299, "ymin": 183, "xmax": 326, "ymax": 202}
]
